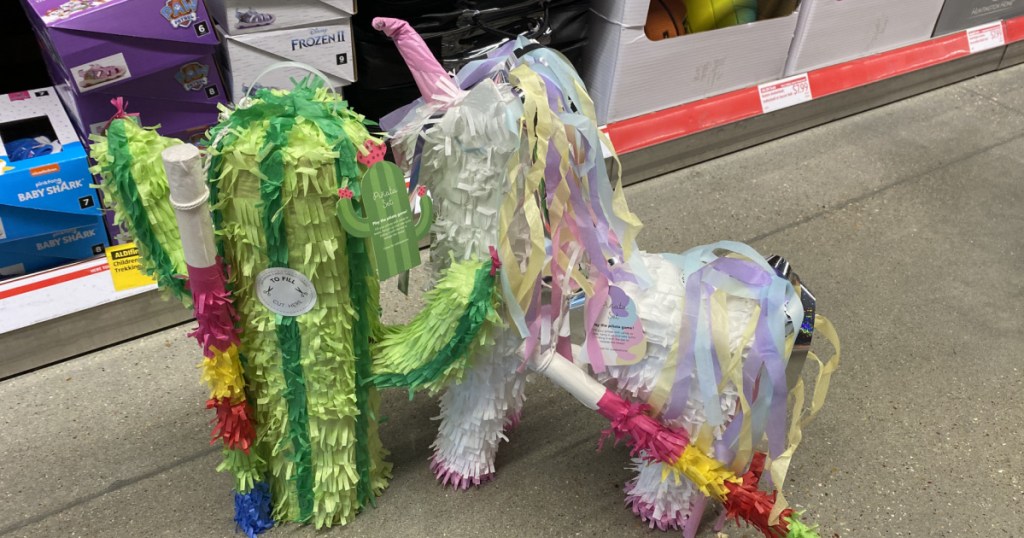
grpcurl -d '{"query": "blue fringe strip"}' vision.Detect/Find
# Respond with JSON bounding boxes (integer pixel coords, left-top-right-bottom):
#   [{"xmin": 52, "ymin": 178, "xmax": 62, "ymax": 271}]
[{"xmin": 234, "ymin": 482, "xmax": 274, "ymax": 537}]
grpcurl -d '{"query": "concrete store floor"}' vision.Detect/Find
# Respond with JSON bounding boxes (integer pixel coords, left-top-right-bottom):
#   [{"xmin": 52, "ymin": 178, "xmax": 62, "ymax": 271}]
[{"xmin": 2, "ymin": 65, "xmax": 1023, "ymax": 538}]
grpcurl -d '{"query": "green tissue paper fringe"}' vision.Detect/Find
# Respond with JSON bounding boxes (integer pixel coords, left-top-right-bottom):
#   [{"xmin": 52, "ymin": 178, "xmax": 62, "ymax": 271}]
[
  {"xmin": 370, "ymin": 258, "xmax": 501, "ymax": 395},
  {"xmin": 346, "ymin": 234, "xmax": 377, "ymax": 509},
  {"xmin": 218, "ymin": 448, "xmax": 265, "ymax": 494},
  {"xmin": 784, "ymin": 514, "xmax": 821, "ymax": 538},
  {"xmin": 89, "ymin": 119, "xmax": 189, "ymax": 304},
  {"xmin": 257, "ymin": 116, "xmax": 316, "ymax": 524},
  {"xmin": 336, "ymin": 134, "xmax": 382, "ymax": 510},
  {"xmin": 209, "ymin": 78, "xmax": 389, "ymax": 529},
  {"xmin": 206, "ymin": 128, "xmax": 240, "ymax": 260}
]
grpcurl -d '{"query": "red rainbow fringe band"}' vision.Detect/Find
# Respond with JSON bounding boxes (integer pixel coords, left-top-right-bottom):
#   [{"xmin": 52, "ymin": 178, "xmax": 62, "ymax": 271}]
[
  {"xmin": 722, "ymin": 453, "xmax": 793, "ymax": 537},
  {"xmin": 595, "ymin": 391, "xmax": 819, "ymax": 538},
  {"xmin": 208, "ymin": 397, "xmax": 257, "ymax": 452}
]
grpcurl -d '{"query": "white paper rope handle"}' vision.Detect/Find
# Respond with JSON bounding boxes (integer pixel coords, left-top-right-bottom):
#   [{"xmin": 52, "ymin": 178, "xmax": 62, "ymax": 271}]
[
  {"xmin": 164, "ymin": 144, "xmax": 218, "ymax": 269},
  {"xmin": 242, "ymin": 60, "xmax": 337, "ymax": 102}
]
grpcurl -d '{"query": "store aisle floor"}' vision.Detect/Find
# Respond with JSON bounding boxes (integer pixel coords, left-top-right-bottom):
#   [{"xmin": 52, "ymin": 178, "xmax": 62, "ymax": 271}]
[{"xmin": 2, "ymin": 65, "xmax": 1022, "ymax": 538}]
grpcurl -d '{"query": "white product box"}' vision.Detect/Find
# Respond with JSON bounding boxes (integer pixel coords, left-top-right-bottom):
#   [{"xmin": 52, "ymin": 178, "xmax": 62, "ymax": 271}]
[
  {"xmin": 785, "ymin": 0, "xmax": 947, "ymax": 76},
  {"xmin": 934, "ymin": 0, "xmax": 1024, "ymax": 36},
  {"xmin": 206, "ymin": 0, "xmax": 356, "ymax": 36},
  {"xmin": 583, "ymin": 0, "xmax": 801, "ymax": 124},
  {"xmin": 219, "ymin": 20, "xmax": 355, "ymax": 101}
]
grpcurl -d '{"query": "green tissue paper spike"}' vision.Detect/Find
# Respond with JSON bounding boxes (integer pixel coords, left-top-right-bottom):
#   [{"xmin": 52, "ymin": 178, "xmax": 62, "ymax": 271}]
[
  {"xmin": 345, "ymin": 233, "xmax": 378, "ymax": 509},
  {"xmin": 256, "ymin": 116, "xmax": 316, "ymax": 524},
  {"xmin": 337, "ymin": 155, "xmax": 385, "ymax": 512},
  {"xmin": 88, "ymin": 118, "xmax": 190, "ymax": 305}
]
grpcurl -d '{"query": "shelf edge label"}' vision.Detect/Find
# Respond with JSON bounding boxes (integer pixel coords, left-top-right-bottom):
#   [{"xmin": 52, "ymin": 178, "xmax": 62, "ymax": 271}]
[
  {"xmin": 758, "ymin": 73, "xmax": 812, "ymax": 114},
  {"xmin": 967, "ymin": 21, "xmax": 1006, "ymax": 54}
]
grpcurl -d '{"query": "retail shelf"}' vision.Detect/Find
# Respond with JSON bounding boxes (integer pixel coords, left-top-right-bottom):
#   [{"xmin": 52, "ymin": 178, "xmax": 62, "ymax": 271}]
[
  {"xmin": 607, "ymin": 16, "xmax": 1024, "ymax": 186},
  {"xmin": 0, "ymin": 257, "xmax": 190, "ymax": 378},
  {"xmin": 5, "ymin": 15, "xmax": 1024, "ymax": 378}
]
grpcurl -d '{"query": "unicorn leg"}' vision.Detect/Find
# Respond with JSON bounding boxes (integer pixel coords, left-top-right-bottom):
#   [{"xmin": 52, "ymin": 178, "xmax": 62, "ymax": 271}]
[
  {"xmin": 430, "ymin": 328, "xmax": 523, "ymax": 488},
  {"xmin": 682, "ymin": 495, "xmax": 708, "ymax": 538},
  {"xmin": 503, "ymin": 358, "xmax": 528, "ymax": 432}
]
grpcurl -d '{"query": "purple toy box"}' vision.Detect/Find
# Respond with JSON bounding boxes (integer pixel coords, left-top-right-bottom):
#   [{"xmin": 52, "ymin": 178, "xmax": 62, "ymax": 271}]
[
  {"xmin": 20, "ymin": 0, "xmax": 228, "ymax": 141},
  {"xmin": 51, "ymin": 55, "xmax": 227, "ymax": 142}
]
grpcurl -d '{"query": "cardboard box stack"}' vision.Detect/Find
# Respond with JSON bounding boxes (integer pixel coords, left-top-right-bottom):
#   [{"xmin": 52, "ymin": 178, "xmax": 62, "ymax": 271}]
[
  {"xmin": 0, "ymin": 88, "xmax": 109, "ymax": 279},
  {"xmin": 204, "ymin": 0, "xmax": 357, "ymax": 101},
  {"xmin": 19, "ymin": 0, "xmax": 229, "ymax": 143},
  {"xmin": 582, "ymin": 0, "xmax": 801, "ymax": 124},
  {"xmin": 934, "ymin": 0, "xmax": 1024, "ymax": 36},
  {"xmin": 785, "ymin": 0, "xmax": 947, "ymax": 76}
]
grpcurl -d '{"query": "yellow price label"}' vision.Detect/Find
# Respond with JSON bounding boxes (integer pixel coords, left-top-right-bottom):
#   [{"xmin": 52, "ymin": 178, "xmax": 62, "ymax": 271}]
[{"xmin": 104, "ymin": 242, "xmax": 157, "ymax": 291}]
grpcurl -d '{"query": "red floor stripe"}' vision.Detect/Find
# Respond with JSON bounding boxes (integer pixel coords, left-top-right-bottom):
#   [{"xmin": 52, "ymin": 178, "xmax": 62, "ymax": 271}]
[
  {"xmin": 606, "ymin": 87, "xmax": 763, "ymax": 154},
  {"xmin": 1005, "ymin": 16, "xmax": 1024, "ymax": 44},
  {"xmin": 809, "ymin": 33, "xmax": 971, "ymax": 98}
]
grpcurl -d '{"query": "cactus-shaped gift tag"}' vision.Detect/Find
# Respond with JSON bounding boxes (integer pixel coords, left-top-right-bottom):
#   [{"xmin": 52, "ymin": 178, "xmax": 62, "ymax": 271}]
[{"xmin": 338, "ymin": 161, "xmax": 433, "ymax": 281}]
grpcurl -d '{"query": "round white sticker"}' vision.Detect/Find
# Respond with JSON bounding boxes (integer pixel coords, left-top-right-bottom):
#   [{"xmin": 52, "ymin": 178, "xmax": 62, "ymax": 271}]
[{"xmin": 256, "ymin": 268, "xmax": 317, "ymax": 317}]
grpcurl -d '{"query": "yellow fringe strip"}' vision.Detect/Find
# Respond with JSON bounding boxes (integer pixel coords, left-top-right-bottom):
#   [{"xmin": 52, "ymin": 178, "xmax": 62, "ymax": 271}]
[
  {"xmin": 198, "ymin": 343, "xmax": 246, "ymax": 402},
  {"xmin": 666, "ymin": 444, "xmax": 741, "ymax": 502}
]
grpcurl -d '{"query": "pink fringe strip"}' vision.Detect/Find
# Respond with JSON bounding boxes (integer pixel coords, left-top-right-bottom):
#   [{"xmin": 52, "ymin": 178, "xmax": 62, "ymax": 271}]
[
  {"xmin": 186, "ymin": 260, "xmax": 241, "ymax": 357},
  {"xmin": 504, "ymin": 410, "xmax": 523, "ymax": 432},
  {"xmin": 595, "ymin": 391, "xmax": 689, "ymax": 464}
]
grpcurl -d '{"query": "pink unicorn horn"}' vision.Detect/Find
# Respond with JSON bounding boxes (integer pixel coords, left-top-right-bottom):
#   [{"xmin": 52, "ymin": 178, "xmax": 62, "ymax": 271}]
[{"xmin": 373, "ymin": 17, "xmax": 464, "ymax": 104}]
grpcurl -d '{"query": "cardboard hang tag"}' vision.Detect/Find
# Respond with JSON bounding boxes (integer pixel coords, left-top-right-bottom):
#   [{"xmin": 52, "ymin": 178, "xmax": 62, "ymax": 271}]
[
  {"xmin": 338, "ymin": 161, "xmax": 429, "ymax": 282},
  {"xmin": 590, "ymin": 285, "xmax": 648, "ymax": 366}
]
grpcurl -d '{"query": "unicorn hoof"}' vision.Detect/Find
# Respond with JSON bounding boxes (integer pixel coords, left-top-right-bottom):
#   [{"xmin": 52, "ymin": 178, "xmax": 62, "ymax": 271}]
[
  {"xmin": 625, "ymin": 495, "xmax": 689, "ymax": 531},
  {"xmin": 429, "ymin": 455, "xmax": 495, "ymax": 490},
  {"xmin": 503, "ymin": 410, "xmax": 523, "ymax": 432},
  {"xmin": 623, "ymin": 477, "xmax": 696, "ymax": 532}
]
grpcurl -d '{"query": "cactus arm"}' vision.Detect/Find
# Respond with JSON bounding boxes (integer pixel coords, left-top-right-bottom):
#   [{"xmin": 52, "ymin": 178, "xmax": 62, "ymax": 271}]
[
  {"xmin": 337, "ymin": 188, "xmax": 372, "ymax": 238},
  {"xmin": 412, "ymin": 186, "xmax": 433, "ymax": 240}
]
